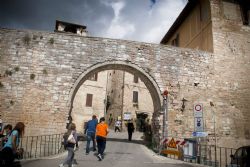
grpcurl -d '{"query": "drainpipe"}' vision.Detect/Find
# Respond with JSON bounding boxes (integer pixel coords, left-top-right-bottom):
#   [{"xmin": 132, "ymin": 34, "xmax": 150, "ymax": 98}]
[
  {"xmin": 159, "ymin": 90, "xmax": 168, "ymax": 154},
  {"xmin": 121, "ymin": 71, "xmax": 125, "ymax": 131},
  {"xmin": 162, "ymin": 90, "xmax": 168, "ymax": 141},
  {"xmin": 104, "ymin": 71, "xmax": 109, "ymax": 119}
]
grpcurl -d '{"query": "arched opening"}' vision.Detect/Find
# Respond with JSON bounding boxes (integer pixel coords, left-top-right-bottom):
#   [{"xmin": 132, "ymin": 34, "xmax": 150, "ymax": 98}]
[{"xmin": 67, "ymin": 61, "xmax": 162, "ymax": 143}]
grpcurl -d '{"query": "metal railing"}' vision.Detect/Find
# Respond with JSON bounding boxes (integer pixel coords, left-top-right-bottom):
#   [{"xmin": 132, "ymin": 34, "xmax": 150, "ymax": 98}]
[
  {"xmin": 19, "ymin": 133, "xmax": 65, "ymax": 159},
  {"xmin": 158, "ymin": 136, "xmax": 238, "ymax": 167},
  {"xmin": 195, "ymin": 144, "xmax": 236, "ymax": 167}
]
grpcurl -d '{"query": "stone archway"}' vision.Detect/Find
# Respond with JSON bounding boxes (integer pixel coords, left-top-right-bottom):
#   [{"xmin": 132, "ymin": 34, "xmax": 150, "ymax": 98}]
[{"xmin": 68, "ymin": 60, "xmax": 163, "ymax": 142}]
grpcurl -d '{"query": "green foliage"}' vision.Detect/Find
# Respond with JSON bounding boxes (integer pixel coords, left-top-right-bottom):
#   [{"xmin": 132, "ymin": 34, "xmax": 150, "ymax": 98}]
[
  {"xmin": 30, "ymin": 73, "xmax": 35, "ymax": 80},
  {"xmin": 23, "ymin": 35, "xmax": 31, "ymax": 45},
  {"xmin": 42, "ymin": 69, "xmax": 48, "ymax": 75},
  {"xmin": 10, "ymin": 100, "xmax": 14, "ymax": 105},
  {"xmin": 0, "ymin": 82, "xmax": 3, "ymax": 88},
  {"xmin": 14, "ymin": 66, "xmax": 20, "ymax": 72},
  {"xmin": 33, "ymin": 35, "xmax": 37, "ymax": 40},
  {"xmin": 5, "ymin": 70, "xmax": 12, "ymax": 76},
  {"xmin": 49, "ymin": 38, "xmax": 54, "ymax": 44}
]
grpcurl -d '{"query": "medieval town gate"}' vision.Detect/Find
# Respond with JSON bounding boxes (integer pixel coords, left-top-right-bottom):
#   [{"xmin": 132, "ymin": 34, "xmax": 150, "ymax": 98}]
[{"xmin": 0, "ymin": 28, "xmax": 233, "ymax": 147}]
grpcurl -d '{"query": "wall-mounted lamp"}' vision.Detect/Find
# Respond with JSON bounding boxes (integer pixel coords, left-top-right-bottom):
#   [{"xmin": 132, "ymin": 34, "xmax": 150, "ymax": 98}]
[{"xmin": 181, "ymin": 98, "xmax": 188, "ymax": 112}]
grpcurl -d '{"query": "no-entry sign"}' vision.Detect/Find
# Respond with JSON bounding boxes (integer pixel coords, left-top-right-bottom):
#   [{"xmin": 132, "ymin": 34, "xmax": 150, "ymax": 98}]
[{"xmin": 194, "ymin": 104, "xmax": 203, "ymax": 117}]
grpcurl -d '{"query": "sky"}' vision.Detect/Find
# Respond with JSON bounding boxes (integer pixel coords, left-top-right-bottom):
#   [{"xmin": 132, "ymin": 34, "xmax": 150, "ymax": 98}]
[{"xmin": 0, "ymin": 0, "xmax": 187, "ymax": 44}]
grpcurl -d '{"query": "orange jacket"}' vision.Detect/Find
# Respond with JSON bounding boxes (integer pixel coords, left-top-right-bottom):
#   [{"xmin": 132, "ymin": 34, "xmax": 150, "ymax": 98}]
[{"xmin": 96, "ymin": 123, "xmax": 109, "ymax": 138}]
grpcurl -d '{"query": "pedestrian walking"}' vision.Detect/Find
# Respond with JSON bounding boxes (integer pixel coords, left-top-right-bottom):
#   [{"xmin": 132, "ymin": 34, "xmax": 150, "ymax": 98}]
[
  {"xmin": 59, "ymin": 123, "xmax": 78, "ymax": 167},
  {"xmin": 127, "ymin": 121, "xmax": 135, "ymax": 141},
  {"xmin": 1, "ymin": 124, "xmax": 12, "ymax": 148},
  {"xmin": 114, "ymin": 120, "xmax": 121, "ymax": 132},
  {"xmin": 84, "ymin": 115, "xmax": 98, "ymax": 155},
  {"xmin": 0, "ymin": 122, "xmax": 25, "ymax": 166},
  {"xmin": 0, "ymin": 115, "xmax": 4, "ymax": 135},
  {"xmin": 96, "ymin": 117, "xmax": 109, "ymax": 161}
]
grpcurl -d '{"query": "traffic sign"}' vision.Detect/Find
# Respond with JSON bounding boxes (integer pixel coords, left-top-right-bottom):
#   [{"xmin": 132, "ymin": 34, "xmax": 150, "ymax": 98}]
[
  {"xmin": 167, "ymin": 138, "xmax": 177, "ymax": 149},
  {"xmin": 194, "ymin": 117, "xmax": 204, "ymax": 132},
  {"xmin": 192, "ymin": 132, "xmax": 208, "ymax": 137},
  {"xmin": 194, "ymin": 104, "xmax": 203, "ymax": 117}
]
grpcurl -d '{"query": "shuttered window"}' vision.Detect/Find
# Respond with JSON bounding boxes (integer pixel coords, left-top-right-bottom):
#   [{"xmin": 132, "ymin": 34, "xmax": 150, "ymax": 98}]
[
  {"xmin": 134, "ymin": 75, "xmax": 138, "ymax": 83},
  {"xmin": 133, "ymin": 91, "xmax": 138, "ymax": 103},
  {"xmin": 86, "ymin": 94, "xmax": 93, "ymax": 107},
  {"xmin": 88, "ymin": 73, "xmax": 98, "ymax": 81}
]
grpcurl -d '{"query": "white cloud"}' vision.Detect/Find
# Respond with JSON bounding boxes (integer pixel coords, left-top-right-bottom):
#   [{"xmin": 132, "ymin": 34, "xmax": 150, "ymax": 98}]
[
  {"xmin": 104, "ymin": 0, "xmax": 135, "ymax": 39},
  {"xmin": 0, "ymin": 0, "xmax": 187, "ymax": 44},
  {"xmin": 101, "ymin": 0, "xmax": 187, "ymax": 43}
]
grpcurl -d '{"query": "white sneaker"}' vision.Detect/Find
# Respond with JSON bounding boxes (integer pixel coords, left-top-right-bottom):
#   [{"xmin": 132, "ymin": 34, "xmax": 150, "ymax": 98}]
[
  {"xmin": 97, "ymin": 154, "xmax": 102, "ymax": 161},
  {"xmin": 59, "ymin": 164, "xmax": 64, "ymax": 167}
]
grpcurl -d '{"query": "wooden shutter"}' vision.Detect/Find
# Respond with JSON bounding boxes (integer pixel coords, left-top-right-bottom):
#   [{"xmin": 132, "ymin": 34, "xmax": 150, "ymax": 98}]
[
  {"xmin": 134, "ymin": 75, "xmax": 138, "ymax": 83},
  {"xmin": 133, "ymin": 91, "xmax": 138, "ymax": 103},
  {"xmin": 86, "ymin": 94, "xmax": 93, "ymax": 107}
]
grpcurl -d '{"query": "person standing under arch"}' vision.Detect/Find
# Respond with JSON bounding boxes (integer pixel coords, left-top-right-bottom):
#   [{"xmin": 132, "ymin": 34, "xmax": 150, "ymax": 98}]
[{"xmin": 127, "ymin": 120, "xmax": 135, "ymax": 141}]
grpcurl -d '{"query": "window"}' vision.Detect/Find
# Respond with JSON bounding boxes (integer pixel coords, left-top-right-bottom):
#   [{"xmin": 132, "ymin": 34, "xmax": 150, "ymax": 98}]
[
  {"xmin": 86, "ymin": 94, "xmax": 93, "ymax": 107},
  {"xmin": 133, "ymin": 91, "xmax": 138, "ymax": 103},
  {"xmin": 171, "ymin": 34, "xmax": 179, "ymax": 46},
  {"xmin": 239, "ymin": 1, "xmax": 250, "ymax": 25},
  {"xmin": 88, "ymin": 73, "xmax": 98, "ymax": 81},
  {"xmin": 134, "ymin": 75, "xmax": 138, "ymax": 83}
]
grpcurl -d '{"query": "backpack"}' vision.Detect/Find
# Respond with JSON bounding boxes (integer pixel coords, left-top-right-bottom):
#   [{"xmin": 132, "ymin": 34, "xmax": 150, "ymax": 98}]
[{"xmin": 62, "ymin": 132, "xmax": 69, "ymax": 149}]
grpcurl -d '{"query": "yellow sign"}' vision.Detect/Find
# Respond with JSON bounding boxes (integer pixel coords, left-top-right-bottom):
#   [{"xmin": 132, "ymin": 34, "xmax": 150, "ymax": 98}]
[
  {"xmin": 167, "ymin": 138, "xmax": 177, "ymax": 149},
  {"xmin": 161, "ymin": 149, "xmax": 179, "ymax": 156}
]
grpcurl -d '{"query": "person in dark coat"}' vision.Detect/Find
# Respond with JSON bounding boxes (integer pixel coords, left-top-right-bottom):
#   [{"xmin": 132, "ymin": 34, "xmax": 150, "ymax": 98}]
[{"xmin": 127, "ymin": 121, "xmax": 134, "ymax": 141}]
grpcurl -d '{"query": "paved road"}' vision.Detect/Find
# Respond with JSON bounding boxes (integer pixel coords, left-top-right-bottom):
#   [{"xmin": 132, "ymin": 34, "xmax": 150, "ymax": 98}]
[{"xmin": 20, "ymin": 131, "xmax": 199, "ymax": 167}]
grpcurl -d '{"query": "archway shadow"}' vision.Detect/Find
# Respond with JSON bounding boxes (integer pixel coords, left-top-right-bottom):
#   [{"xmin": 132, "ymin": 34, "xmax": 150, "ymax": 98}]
[
  {"xmin": 107, "ymin": 137, "xmax": 146, "ymax": 145},
  {"xmin": 78, "ymin": 135, "xmax": 147, "ymax": 145}
]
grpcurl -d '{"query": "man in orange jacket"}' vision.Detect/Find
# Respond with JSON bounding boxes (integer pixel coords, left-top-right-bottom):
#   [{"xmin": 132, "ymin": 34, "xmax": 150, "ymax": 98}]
[{"xmin": 95, "ymin": 117, "xmax": 109, "ymax": 161}]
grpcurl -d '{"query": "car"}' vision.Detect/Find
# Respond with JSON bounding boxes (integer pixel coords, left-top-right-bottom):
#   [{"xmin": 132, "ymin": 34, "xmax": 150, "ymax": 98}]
[{"xmin": 227, "ymin": 146, "xmax": 250, "ymax": 167}]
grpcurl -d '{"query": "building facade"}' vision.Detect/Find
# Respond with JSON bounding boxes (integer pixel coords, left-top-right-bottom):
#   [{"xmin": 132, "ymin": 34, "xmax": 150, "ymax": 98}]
[{"xmin": 161, "ymin": 0, "xmax": 250, "ymax": 147}]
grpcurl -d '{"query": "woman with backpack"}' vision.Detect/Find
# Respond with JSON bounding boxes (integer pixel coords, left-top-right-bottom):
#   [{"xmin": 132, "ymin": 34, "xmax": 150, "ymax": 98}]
[
  {"xmin": 0, "ymin": 122, "xmax": 25, "ymax": 166},
  {"xmin": 59, "ymin": 123, "xmax": 78, "ymax": 167}
]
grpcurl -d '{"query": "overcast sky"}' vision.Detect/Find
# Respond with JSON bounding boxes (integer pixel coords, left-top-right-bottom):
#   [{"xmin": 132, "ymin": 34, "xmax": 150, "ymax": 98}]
[{"xmin": 0, "ymin": 0, "xmax": 187, "ymax": 44}]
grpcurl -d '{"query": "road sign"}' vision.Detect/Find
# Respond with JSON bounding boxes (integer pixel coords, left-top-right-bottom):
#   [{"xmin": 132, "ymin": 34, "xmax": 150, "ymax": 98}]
[
  {"xmin": 194, "ymin": 117, "xmax": 204, "ymax": 132},
  {"xmin": 167, "ymin": 138, "xmax": 177, "ymax": 149},
  {"xmin": 194, "ymin": 104, "xmax": 203, "ymax": 117},
  {"xmin": 192, "ymin": 132, "xmax": 208, "ymax": 137}
]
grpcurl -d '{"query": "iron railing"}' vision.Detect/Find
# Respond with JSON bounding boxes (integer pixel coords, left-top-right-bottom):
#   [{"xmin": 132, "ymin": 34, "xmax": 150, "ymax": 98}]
[
  {"xmin": 195, "ymin": 144, "xmax": 236, "ymax": 167},
  {"xmin": 19, "ymin": 133, "xmax": 65, "ymax": 159},
  {"xmin": 159, "ymin": 140, "xmax": 237, "ymax": 167}
]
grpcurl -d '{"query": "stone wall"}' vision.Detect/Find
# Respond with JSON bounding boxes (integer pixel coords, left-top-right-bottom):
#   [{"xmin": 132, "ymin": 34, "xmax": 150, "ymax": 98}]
[
  {"xmin": 209, "ymin": 0, "xmax": 250, "ymax": 147},
  {"xmin": 2, "ymin": 27, "xmax": 246, "ymax": 147}
]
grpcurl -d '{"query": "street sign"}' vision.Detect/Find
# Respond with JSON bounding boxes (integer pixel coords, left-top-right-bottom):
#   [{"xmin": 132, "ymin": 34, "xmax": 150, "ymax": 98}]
[
  {"xmin": 194, "ymin": 104, "xmax": 203, "ymax": 117},
  {"xmin": 167, "ymin": 138, "xmax": 177, "ymax": 149},
  {"xmin": 194, "ymin": 117, "xmax": 204, "ymax": 132},
  {"xmin": 192, "ymin": 132, "xmax": 208, "ymax": 137}
]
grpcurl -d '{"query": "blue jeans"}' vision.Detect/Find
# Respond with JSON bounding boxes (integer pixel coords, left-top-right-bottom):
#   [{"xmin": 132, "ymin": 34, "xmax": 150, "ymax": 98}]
[
  {"xmin": 86, "ymin": 132, "xmax": 96, "ymax": 153},
  {"xmin": 63, "ymin": 147, "xmax": 74, "ymax": 166},
  {"xmin": 96, "ymin": 136, "xmax": 106, "ymax": 155}
]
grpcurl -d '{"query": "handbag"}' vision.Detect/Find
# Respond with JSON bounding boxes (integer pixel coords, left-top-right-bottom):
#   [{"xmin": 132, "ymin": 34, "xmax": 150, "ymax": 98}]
[{"xmin": 67, "ymin": 132, "xmax": 76, "ymax": 144}]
